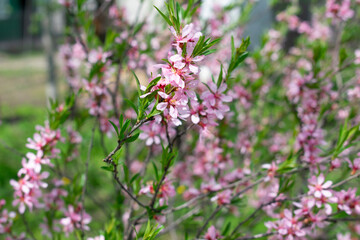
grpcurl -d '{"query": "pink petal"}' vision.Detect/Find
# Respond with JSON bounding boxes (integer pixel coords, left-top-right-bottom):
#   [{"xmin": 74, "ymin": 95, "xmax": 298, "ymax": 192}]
[{"xmin": 156, "ymin": 102, "xmax": 168, "ymax": 111}]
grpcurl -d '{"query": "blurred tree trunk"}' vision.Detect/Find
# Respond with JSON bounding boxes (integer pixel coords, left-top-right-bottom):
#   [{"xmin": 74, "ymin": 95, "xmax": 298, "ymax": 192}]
[
  {"xmin": 40, "ymin": 0, "xmax": 58, "ymax": 102},
  {"xmin": 283, "ymin": 0, "xmax": 312, "ymax": 52},
  {"xmin": 94, "ymin": 0, "xmax": 114, "ymax": 42}
]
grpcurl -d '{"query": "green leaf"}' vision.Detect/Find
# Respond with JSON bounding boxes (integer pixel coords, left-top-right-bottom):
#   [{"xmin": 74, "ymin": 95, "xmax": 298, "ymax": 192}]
[
  {"xmin": 277, "ymin": 152, "xmax": 298, "ymax": 174},
  {"xmin": 152, "ymin": 162, "xmax": 159, "ymax": 181},
  {"xmin": 154, "ymin": 6, "xmax": 172, "ymax": 26},
  {"xmin": 130, "ymin": 173, "xmax": 140, "ymax": 184},
  {"xmin": 124, "ymin": 98, "xmax": 139, "ymax": 115},
  {"xmin": 101, "ymin": 165, "xmax": 114, "ymax": 172},
  {"xmin": 146, "ymin": 77, "xmax": 162, "ymax": 92},
  {"xmin": 339, "ymin": 47, "xmax": 348, "ymax": 67},
  {"xmin": 131, "ymin": 71, "xmax": 142, "ymax": 97},
  {"xmin": 126, "ymin": 132, "xmax": 140, "ymax": 143},
  {"xmin": 217, "ymin": 63, "xmax": 224, "ymax": 88},
  {"xmin": 221, "ymin": 222, "xmax": 231, "ymax": 236},
  {"xmin": 120, "ymin": 119, "xmax": 131, "ymax": 139},
  {"xmin": 278, "ymin": 175, "xmax": 295, "ymax": 194},
  {"xmin": 77, "ymin": 0, "xmax": 86, "ymax": 11},
  {"xmin": 119, "ymin": 114, "xmax": 124, "ymax": 129},
  {"xmin": 123, "ymin": 164, "xmax": 130, "ymax": 184},
  {"xmin": 108, "ymin": 120, "xmax": 120, "ymax": 138}
]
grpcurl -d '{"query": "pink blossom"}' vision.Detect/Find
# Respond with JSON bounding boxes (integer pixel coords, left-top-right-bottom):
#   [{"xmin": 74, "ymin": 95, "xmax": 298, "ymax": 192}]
[
  {"xmin": 60, "ymin": 205, "xmax": 91, "ymax": 236},
  {"xmin": 58, "ymin": 0, "xmax": 72, "ymax": 7},
  {"xmin": 12, "ymin": 193, "xmax": 33, "ymax": 214},
  {"xmin": 347, "ymin": 155, "xmax": 360, "ymax": 174},
  {"xmin": 10, "ymin": 177, "xmax": 33, "ymax": 194},
  {"xmin": 308, "ymin": 174, "xmax": 333, "ymax": 198},
  {"xmin": 205, "ymin": 225, "xmax": 222, "ymax": 240},
  {"xmin": 139, "ymin": 122, "xmax": 162, "ymax": 146},
  {"xmin": 211, "ymin": 190, "xmax": 232, "ymax": 205},
  {"xmin": 337, "ymin": 233, "xmax": 351, "ymax": 240},
  {"xmin": 170, "ymin": 23, "xmax": 202, "ymax": 45},
  {"xmin": 293, "ymin": 197, "xmax": 315, "ymax": 217},
  {"xmin": 355, "ymin": 49, "xmax": 360, "ymax": 64},
  {"xmin": 201, "ymin": 82, "xmax": 232, "ymax": 107},
  {"xmin": 26, "ymin": 133, "xmax": 46, "ymax": 151},
  {"xmin": 87, "ymin": 236, "xmax": 105, "ymax": 240},
  {"xmin": 262, "ymin": 162, "xmax": 278, "ymax": 182},
  {"xmin": 326, "ymin": 0, "xmax": 354, "ymax": 21}
]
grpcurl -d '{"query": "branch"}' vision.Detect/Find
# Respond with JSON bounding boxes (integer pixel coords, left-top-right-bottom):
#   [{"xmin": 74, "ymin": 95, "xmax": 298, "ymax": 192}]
[{"xmin": 103, "ymin": 117, "xmax": 153, "ymax": 164}]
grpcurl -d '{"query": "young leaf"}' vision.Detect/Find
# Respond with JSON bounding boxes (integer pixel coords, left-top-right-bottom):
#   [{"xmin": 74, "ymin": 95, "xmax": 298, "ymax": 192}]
[
  {"xmin": 124, "ymin": 98, "xmax": 139, "ymax": 115},
  {"xmin": 108, "ymin": 120, "xmax": 120, "ymax": 138},
  {"xmin": 131, "ymin": 71, "xmax": 142, "ymax": 97}
]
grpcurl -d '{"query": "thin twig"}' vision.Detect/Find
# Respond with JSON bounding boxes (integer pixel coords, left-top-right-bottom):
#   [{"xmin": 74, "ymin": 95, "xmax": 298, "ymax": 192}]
[
  {"xmin": 20, "ymin": 213, "xmax": 36, "ymax": 240},
  {"xmin": 149, "ymin": 154, "xmax": 173, "ymax": 210},
  {"xmin": 111, "ymin": 160, "xmax": 147, "ymax": 209},
  {"xmin": 0, "ymin": 138, "xmax": 25, "ymax": 157},
  {"xmin": 331, "ymin": 171, "xmax": 360, "ymax": 189},
  {"xmin": 236, "ymin": 232, "xmax": 275, "ymax": 240},
  {"xmin": 230, "ymin": 198, "xmax": 278, "ymax": 236},
  {"xmin": 196, "ymin": 177, "xmax": 265, "ymax": 238},
  {"xmin": 195, "ymin": 206, "xmax": 222, "ymax": 238},
  {"xmin": 160, "ymin": 207, "xmax": 200, "ymax": 235}
]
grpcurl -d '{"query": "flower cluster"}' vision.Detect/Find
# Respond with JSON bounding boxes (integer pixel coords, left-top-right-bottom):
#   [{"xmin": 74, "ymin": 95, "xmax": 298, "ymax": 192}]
[
  {"xmin": 326, "ymin": 0, "xmax": 354, "ymax": 21},
  {"xmin": 139, "ymin": 178, "xmax": 176, "ymax": 206},
  {"xmin": 59, "ymin": 42, "xmax": 86, "ymax": 91},
  {"xmin": 266, "ymin": 173, "xmax": 360, "ymax": 239},
  {"xmin": 10, "ymin": 122, "xmax": 61, "ymax": 214},
  {"xmin": 0, "ymin": 199, "xmax": 21, "ymax": 239},
  {"xmin": 139, "ymin": 23, "xmax": 232, "ymax": 143},
  {"xmin": 60, "ymin": 204, "xmax": 92, "ymax": 236}
]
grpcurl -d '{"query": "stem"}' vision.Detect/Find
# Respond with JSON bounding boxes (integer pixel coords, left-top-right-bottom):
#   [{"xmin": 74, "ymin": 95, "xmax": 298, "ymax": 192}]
[{"xmin": 80, "ymin": 120, "xmax": 96, "ymax": 238}]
